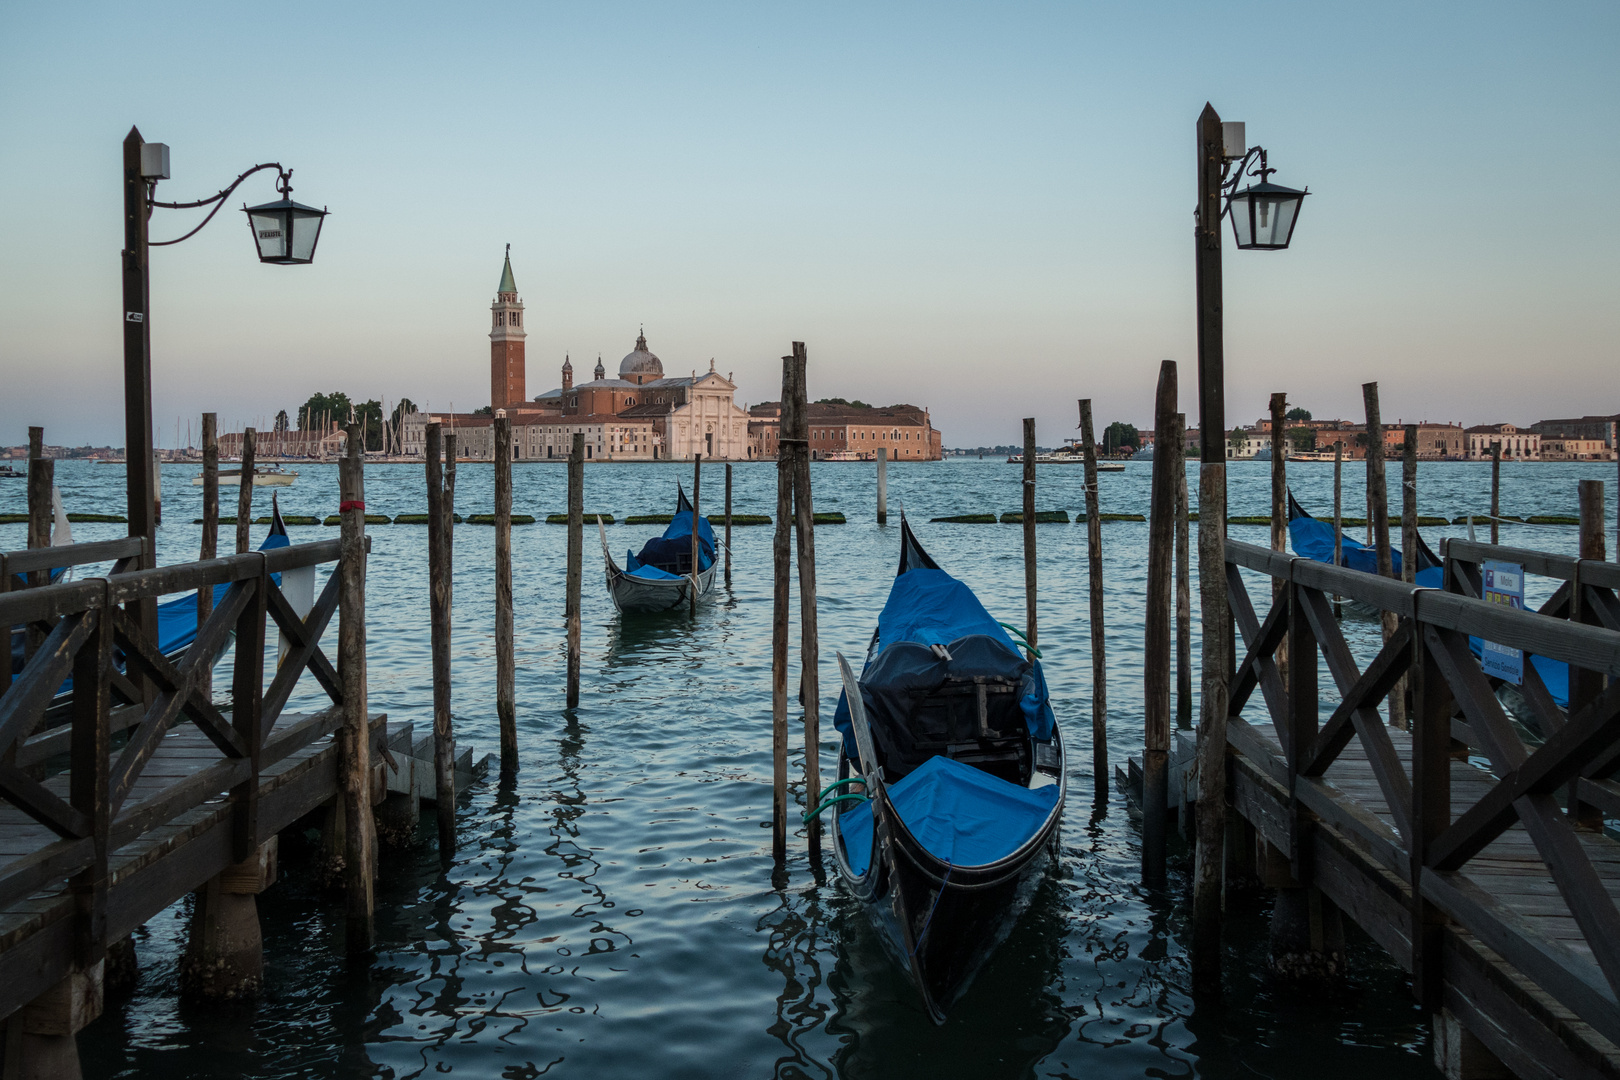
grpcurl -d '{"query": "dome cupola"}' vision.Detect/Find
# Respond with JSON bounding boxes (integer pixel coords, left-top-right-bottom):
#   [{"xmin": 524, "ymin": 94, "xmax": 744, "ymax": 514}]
[{"xmin": 618, "ymin": 329, "xmax": 664, "ymax": 383}]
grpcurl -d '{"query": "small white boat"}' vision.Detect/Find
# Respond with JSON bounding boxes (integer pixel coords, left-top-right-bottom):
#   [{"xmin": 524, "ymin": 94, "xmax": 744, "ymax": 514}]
[{"xmin": 191, "ymin": 466, "xmax": 297, "ymax": 487}]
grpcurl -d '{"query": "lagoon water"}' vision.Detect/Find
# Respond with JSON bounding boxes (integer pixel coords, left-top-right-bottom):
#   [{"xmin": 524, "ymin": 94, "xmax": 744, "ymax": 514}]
[{"xmin": 3, "ymin": 456, "xmax": 1616, "ymax": 1079}]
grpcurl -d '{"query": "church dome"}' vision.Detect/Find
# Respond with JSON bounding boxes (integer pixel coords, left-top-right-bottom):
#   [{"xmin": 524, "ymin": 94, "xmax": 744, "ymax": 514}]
[{"xmin": 619, "ymin": 331, "xmax": 664, "ymax": 378}]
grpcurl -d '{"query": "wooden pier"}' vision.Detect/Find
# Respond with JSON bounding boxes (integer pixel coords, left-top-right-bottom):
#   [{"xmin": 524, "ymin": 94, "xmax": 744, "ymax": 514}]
[
  {"xmin": 1149, "ymin": 532, "xmax": 1620, "ymax": 1078},
  {"xmin": 0, "ymin": 531, "xmax": 483, "ymax": 1077}
]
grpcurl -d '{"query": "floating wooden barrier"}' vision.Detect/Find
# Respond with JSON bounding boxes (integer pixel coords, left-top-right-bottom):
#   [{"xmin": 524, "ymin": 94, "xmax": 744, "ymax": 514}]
[
  {"xmin": 1000, "ymin": 510, "xmax": 1070, "ymax": 524},
  {"xmin": 322, "ymin": 514, "xmax": 392, "ymax": 526},
  {"xmin": 930, "ymin": 514, "xmax": 997, "ymax": 524},
  {"xmin": 399, "ymin": 513, "xmax": 464, "ymax": 525},
  {"xmin": 1, "ymin": 514, "xmax": 128, "ymax": 525},
  {"xmin": 549, "ymin": 512, "xmax": 613, "ymax": 525},
  {"xmin": 467, "ymin": 513, "xmax": 535, "ymax": 525}
]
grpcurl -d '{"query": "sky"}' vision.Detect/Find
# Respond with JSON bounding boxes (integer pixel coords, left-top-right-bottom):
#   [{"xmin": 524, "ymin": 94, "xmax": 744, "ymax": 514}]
[{"xmin": 1, "ymin": 1, "xmax": 1616, "ymax": 448}]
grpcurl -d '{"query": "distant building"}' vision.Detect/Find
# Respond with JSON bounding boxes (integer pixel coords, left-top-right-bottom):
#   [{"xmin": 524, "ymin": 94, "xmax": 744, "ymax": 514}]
[
  {"xmin": 747, "ymin": 402, "xmax": 943, "ymax": 461},
  {"xmin": 1541, "ymin": 437, "xmax": 1612, "ymax": 461},
  {"xmin": 1531, "ymin": 415, "xmax": 1618, "ymax": 450},
  {"xmin": 1466, "ymin": 423, "xmax": 1540, "ymax": 460}
]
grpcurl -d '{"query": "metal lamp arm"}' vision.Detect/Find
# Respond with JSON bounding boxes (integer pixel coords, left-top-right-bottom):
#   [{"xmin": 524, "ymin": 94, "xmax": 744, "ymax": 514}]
[
  {"xmin": 1220, "ymin": 146, "xmax": 1275, "ymax": 199},
  {"xmin": 148, "ymin": 162, "xmax": 290, "ymax": 247}
]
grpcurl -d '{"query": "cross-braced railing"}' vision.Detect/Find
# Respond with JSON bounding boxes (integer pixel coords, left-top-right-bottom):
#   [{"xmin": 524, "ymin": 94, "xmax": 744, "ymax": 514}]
[
  {"xmin": 0, "ymin": 535, "xmax": 354, "ymax": 968},
  {"xmin": 1223, "ymin": 537, "xmax": 1620, "ymax": 1041}
]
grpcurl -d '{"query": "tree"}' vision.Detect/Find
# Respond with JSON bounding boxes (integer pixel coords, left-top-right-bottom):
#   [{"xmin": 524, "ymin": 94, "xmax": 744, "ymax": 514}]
[
  {"xmin": 1229, "ymin": 428, "xmax": 1249, "ymax": 453},
  {"xmin": 1289, "ymin": 426, "xmax": 1316, "ymax": 452},
  {"xmin": 474, "ymin": 405, "xmax": 493, "ymax": 416},
  {"xmin": 390, "ymin": 399, "xmax": 418, "ymax": 455},
  {"xmin": 816, "ymin": 397, "xmax": 871, "ymax": 409},
  {"xmin": 274, "ymin": 410, "xmax": 290, "ymax": 434},
  {"xmin": 1285, "ymin": 406, "xmax": 1312, "ymax": 422},
  {"xmin": 299, "ymin": 392, "xmax": 353, "ymax": 429},
  {"xmin": 356, "ymin": 399, "xmax": 384, "ymax": 452},
  {"xmin": 1102, "ymin": 422, "xmax": 1139, "ymax": 454}
]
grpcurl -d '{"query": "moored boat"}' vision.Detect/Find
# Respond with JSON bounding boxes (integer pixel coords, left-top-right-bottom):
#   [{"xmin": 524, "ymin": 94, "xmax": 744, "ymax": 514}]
[
  {"xmin": 824, "ymin": 517, "xmax": 1065, "ymax": 1022},
  {"xmin": 192, "ymin": 465, "xmax": 298, "ymax": 487},
  {"xmin": 598, "ymin": 484, "xmax": 718, "ymax": 613}
]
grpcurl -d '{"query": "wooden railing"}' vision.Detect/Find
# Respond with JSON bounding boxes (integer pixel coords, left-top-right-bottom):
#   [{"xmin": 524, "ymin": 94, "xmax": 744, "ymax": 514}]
[
  {"xmin": 0, "ymin": 536, "xmax": 352, "ymax": 960},
  {"xmin": 1222, "ymin": 536, "xmax": 1620, "ymax": 1040}
]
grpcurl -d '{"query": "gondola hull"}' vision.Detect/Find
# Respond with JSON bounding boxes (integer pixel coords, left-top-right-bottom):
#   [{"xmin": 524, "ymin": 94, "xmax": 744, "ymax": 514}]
[
  {"xmin": 603, "ymin": 558, "xmax": 717, "ymax": 613},
  {"xmin": 832, "ymin": 731, "xmax": 1066, "ymax": 1022}
]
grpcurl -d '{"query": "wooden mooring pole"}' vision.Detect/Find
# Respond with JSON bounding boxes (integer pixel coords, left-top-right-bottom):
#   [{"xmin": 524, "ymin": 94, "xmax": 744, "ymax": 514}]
[
  {"xmin": 724, "ymin": 463, "xmax": 733, "ymax": 587},
  {"xmin": 24, "ymin": 435, "xmax": 52, "ymax": 662},
  {"xmin": 494, "ymin": 415, "xmax": 517, "ymax": 776},
  {"xmin": 236, "ymin": 427, "xmax": 256, "ymax": 555},
  {"xmin": 1078, "ymin": 400, "xmax": 1107, "ymax": 798},
  {"xmin": 339, "ymin": 424, "xmax": 374, "ymax": 953},
  {"xmin": 790, "ymin": 342, "xmax": 821, "ymax": 854},
  {"xmin": 425, "ymin": 423, "xmax": 456, "ymax": 859},
  {"xmin": 876, "ymin": 446, "xmax": 888, "ymax": 525},
  {"xmin": 1143, "ymin": 362, "xmax": 1177, "ymax": 887},
  {"xmin": 566, "ymin": 433, "xmax": 584, "ymax": 709},
  {"xmin": 1022, "ymin": 418, "xmax": 1038, "ymax": 650},
  {"xmin": 1402, "ymin": 425, "xmax": 1419, "ymax": 586},
  {"xmin": 1332, "ymin": 439, "xmax": 1344, "ymax": 619},
  {"xmin": 1490, "ymin": 441, "xmax": 1502, "ymax": 545},
  {"xmin": 1572, "ymin": 480, "xmax": 1607, "ymax": 828},
  {"xmin": 770, "ymin": 354, "xmax": 796, "ymax": 863},
  {"xmin": 1175, "ymin": 413, "xmax": 1191, "ymax": 732},
  {"xmin": 690, "ymin": 454, "xmax": 702, "ymax": 615},
  {"xmin": 200, "ymin": 413, "xmax": 218, "ymax": 696},
  {"xmin": 1362, "ymin": 383, "xmax": 1403, "ymax": 728},
  {"xmin": 1270, "ymin": 394, "xmax": 1289, "ymax": 697}
]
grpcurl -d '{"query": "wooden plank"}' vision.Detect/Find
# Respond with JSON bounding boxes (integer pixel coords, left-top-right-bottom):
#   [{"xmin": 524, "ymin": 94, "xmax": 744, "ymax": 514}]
[
  {"xmin": 0, "ymin": 539, "xmax": 143, "ymax": 576},
  {"xmin": 0, "ymin": 611, "xmax": 93, "ymax": 755}
]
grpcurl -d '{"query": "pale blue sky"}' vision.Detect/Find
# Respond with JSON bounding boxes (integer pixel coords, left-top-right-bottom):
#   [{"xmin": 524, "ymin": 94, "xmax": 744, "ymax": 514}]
[{"xmin": 2, "ymin": 1, "xmax": 1616, "ymax": 447}]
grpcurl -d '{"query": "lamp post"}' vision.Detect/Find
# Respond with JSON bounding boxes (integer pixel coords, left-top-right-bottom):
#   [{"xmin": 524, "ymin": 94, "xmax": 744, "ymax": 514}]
[
  {"xmin": 120, "ymin": 126, "xmax": 326, "ymax": 640},
  {"xmin": 1189, "ymin": 103, "xmax": 1306, "ymax": 999}
]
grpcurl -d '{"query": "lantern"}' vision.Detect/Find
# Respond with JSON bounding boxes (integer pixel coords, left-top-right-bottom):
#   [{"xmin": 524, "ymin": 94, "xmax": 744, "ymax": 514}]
[
  {"xmin": 1227, "ymin": 181, "xmax": 1307, "ymax": 250},
  {"xmin": 242, "ymin": 196, "xmax": 328, "ymax": 265}
]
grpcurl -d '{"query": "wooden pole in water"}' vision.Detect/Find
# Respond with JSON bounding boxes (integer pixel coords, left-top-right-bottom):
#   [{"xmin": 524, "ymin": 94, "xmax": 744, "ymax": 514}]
[
  {"xmin": 1332, "ymin": 439, "xmax": 1344, "ymax": 619},
  {"xmin": 876, "ymin": 446, "xmax": 888, "ymax": 525},
  {"xmin": 689, "ymin": 454, "xmax": 702, "ymax": 615},
  {"xmin": 200, "ymin": 414, "xmax": 219, "ymax": 697},
  {"xmin": 494, "ymin": 416, "xmax": 516, "ymax": 776},
  {"xmin": 723, "ymin": 463, "xmax": 733, "ymax": 587},
  {"xmin": 1362, "ymin": 383, "xmax": 1403, "ymax": 728},
  {"xmin": 26, "ymin": 433, "xmax": 50, "ymax": 570},
  {"xmin": 1402, "ymin": 425, "xmax": 1419, "ymax": 584},
  {"xmin": 1571, "ymin": 479, "xmax": 1607, "ymax": 828},
  {"xmin": 1175, "ymin": 413, "xmax": 1191, "ymax": 732},
  {"xmin": 153, "ymin": 449, "xmax": 163, "ymax": 527},
  {"xmin": 1270, "ymin": 393, "xmax": 1288, "ymax": 691},
  {"xmin": 1078, "ymin": 400, "xmax": 1107, "ymax": 797},
  {"xmin": 790, "ymin": 343, "xmax": 821, "ymax": 852},
  {"xmin": 566, "ymin": 433, "xmax": 584, "ymax": 709},
  {"xmin": 1143, "ymin": 361, "xmax": 1177, "ymax": 887},
  {"xmin": 236, "ymin": 428, "xmax": 256, "ymax": 554},
  {"xmin": 1490, "ymin": 441, "xmax": 1501, "ymax": 545},
  {"xmin": 770, "ymin": 355, "xmax": 796, "ymax": 863},
  {"xmin": 425, "ymin": 423, "xmax": 456, "ymax": 859},
  {"xmin": 1022, "ymin": 418, "xmax": 1038, "ymax": 650},
  {"xmin": 338, "ymin": 423, "xmax": 374, "ymax": 953}
]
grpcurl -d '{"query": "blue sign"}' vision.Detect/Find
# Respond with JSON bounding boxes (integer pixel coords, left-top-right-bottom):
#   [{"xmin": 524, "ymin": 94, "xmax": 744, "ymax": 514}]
[{"xmin": 1481, "ymin": 560, "xmax": 1524, "ymax": 685}]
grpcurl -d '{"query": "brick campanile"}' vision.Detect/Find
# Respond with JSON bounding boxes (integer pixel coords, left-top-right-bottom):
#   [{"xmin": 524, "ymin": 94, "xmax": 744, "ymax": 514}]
[{"xmin": 490, "ymin": 245, "xmax": 526, "ymax": 410}]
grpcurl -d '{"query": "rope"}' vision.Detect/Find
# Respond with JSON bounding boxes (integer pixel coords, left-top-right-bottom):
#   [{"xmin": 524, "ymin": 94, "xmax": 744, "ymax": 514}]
[
  {"xmin": 339, "ymin": 500, "xmax": 366, "ymax": 512},
  {"xmin": 801, "ymin": 792, "xmax": 869, "ymax": 823},
  {"xmin": 996, "ymin": 621, "xmax": 1042, "ymax": 659}
]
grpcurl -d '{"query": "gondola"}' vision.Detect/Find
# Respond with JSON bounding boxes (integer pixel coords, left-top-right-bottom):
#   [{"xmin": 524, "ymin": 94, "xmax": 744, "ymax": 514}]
[
  {"xmin": 1286, "ymin": 490, "xmax": 1569, "ymax": 707},
  {"xmin": 824, "ymin": 516, "xmax": 1065, "ymax": 1023},
  {"xmin": 598, "ymin": 484, "xmax": 718, "ymax": 614}
]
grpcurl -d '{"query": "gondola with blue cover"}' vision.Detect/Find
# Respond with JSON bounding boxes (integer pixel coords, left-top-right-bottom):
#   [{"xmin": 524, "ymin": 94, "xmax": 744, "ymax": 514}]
[
  {"xmin": 598, "ymin": 484, "xmax": 718, "ymax": 613},
  {"xmin": 825, "ymin": 517, "xmax": 1065, "ymax": 1022}
]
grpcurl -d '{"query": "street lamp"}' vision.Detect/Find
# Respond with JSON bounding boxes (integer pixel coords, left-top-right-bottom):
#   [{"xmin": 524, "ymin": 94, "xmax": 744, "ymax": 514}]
[
  {"xmin": 1222, "ymin": 143, "xmax": 1308, "ymax": 250},
  {"xmin": 121, "ymin": 125, "xmax": 326, "ymax": 635}
]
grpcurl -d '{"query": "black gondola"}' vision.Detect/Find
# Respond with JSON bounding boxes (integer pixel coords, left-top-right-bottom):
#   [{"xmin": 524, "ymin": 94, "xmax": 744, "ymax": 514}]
[{"xmin": 824, "ymin": 516, "xmax": 1066, "ymax": 1022}]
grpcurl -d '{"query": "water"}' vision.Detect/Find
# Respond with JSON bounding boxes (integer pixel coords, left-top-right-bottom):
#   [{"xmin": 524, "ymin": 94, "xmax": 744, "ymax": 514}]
[{"xmin": 5, "ymin": 456, "xmax": 1616, "ymax": 1078}]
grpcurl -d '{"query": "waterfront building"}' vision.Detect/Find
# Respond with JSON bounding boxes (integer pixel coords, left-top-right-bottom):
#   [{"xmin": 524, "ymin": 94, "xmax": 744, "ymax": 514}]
[
  {"xmin": 1466, "ymin": 423, "xmax": 1541, "ymax": 460},
  {"xmin": 747, "ymin": 401, "xmax": 943, "ymax": 461},
  {"xmin": 1531, "ymin": 414, "xmax": 1618, "ymax": 450},
  {"xmin": 1541, "ymin": 437, "xmax": 1614, "ymax": 461}
]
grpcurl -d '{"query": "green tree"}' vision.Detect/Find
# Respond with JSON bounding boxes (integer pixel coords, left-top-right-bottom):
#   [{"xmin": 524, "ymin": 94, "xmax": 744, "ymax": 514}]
[
  {"xmin": 390, "ymin": 399, "xmax": 418, "ymax": 455},
  {"xmin": 1289, "ymin": 426, "xmax": 1316, "ymax": 452},
  {"xmin": 356, "ymin": 400, "xmax": 384, "ymax": 452},
  {"xmin": 299, "ymin": 391, "xmax": 352, "ymax": 430},
  {"xmin": 1102, "ymin": 421, "xmax": 1139, "ymax": 453},
  {"xmin": 816, "ymin": 397, "xmax": 871, "ymax": 409},
  {"xmin": 1229, "ymin": 428, "xmax": 1248, "ymax": 453},
  {"xmin": 273, "ymin": 409, "xmax": 290, "ymax": 434},
  {"xmin": 1285, "ymin": 406, "xmax": 1312, "ymax": 422}
]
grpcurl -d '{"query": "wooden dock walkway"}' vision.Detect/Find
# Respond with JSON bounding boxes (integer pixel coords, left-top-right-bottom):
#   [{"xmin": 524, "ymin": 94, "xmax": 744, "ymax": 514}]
[{"xmin": 1156, "ymin": 535, "xmax": 1620, "ymax": 1079}]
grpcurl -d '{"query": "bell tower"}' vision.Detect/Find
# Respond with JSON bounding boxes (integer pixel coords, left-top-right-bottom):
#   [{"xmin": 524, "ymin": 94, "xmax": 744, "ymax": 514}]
[{"xmin": 490, "ymin": 245, "xmax": 526, "ymax": 411}]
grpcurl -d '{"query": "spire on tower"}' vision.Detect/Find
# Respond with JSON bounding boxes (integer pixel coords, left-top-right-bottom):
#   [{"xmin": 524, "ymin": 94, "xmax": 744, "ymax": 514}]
[
  {"xmin": 594, "ymin": 354, "xmax": 606, "ymax": 380},
  {"xmin": 498, "ymin": 246, "xmax": 517, "ymax": 294}
]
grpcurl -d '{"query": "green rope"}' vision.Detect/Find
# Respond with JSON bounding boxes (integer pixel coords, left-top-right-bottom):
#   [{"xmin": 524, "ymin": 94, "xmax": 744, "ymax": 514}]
[
  {"xmin": 801, "ymin": 792, "xmax": 870, "ymax": 823},
  {"xmin": 997, "ymin": 621, "xmax": 1043, "ymax": 659},
  {"xmin": 815, "ymin": 777, "xmax": 868, "ymax": 802}
]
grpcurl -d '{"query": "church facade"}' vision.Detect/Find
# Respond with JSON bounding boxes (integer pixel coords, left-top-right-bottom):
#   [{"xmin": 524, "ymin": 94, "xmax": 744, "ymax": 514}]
[{"xmin": 400, "ymin": 252, "xmax": 750, "ymax": 461}]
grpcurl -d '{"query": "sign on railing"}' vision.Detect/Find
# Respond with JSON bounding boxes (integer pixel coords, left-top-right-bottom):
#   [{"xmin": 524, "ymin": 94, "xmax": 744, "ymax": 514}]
[{"xmin": 1480, "ymin": 559, "xmax": 1524, "ymax": 685}]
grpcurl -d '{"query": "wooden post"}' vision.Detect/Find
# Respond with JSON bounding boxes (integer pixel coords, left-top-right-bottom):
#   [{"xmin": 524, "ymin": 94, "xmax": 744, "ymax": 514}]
[
  {"xmin": 876, "ymin": 446, "xmax": 888, "ymax": 525},
  {"xmin": 1270, "ymin": 393, "xmax": 1289, "ymax": 692},
  {"xmin": 1191, "ymin": 103, "xmax": 1231, "ymax": 999},
  {"xmin": 200, "ymin": 414, "xmax": 219, "ymax": 697},
  {"xmin": 1175, "ymin": 413, "xmax": 1191, "ymax": 731},
  {"xmin": 122, "ymin": 127, "xmax": 156, "ymax": 584},
  {"xmin": 1333, "ymin": 439, "xmax": 1344, "ymax": 618},
  {"xmin": 236, "ymin": 428, "xmax": 256, "ymax": 555},
  {"xmin": 723, "ymin": 463, "xmax": 733, "ymax": 587},
  {"xmin": 689, "ymin": 454, "xmax": 702, "ymax": 615},
  {"xmin": 1022, "ymin": 418, "xmax": 1038, "ymax": 649},
  {"xmin": 1362, "ymin": 384, "xmax": 1402, "ymax": 728},
  {"xmin": 153, "ymin": 449, "xmax": 163, "ymax": 527},
  {"xmin": 1143, "ymin": 362, "xmax": 1177, "ymax": 887},
  {"xmin": 1490, "ymin": 441, "xmax": 1501, "ymax": 545},
  {"xmin": 1570, "ymin": 480, "xmax": 1607, "ymax": 828},
  {"xmin": 1402, "ymin": 425, "xmax": 1419, "ymax": 586},
  {"xmin": 566, "ymin": 433, "xmax": 583, "ymax": 709},
  {"xmin": 790, "ymin": 343, "xmax": 822, "ymax": 852},
  {"xmin": 338, "ymin": 424, "xmax": 374, "ymax": 953},
  {"xmin": 494, "ymin": 416, "xmax": 516, "ymax": 776},
  {"xmin": 770, "ymin": 355, "xmax": 796, "ymax": 863},
  {"xmin": 24, "ymin": 444, "xmax": 52, "ymax": 661},
  {"xmin": 425, "ymin": 423, "xmax": 456, "ymax": 860},
  {"xmin": 1409, "ymin": 603, "xmax": 1450, "ymax": 1011},
  {"xmin": 1079, "ymin": 400, "xmax": 1107, "ymax": 797}
]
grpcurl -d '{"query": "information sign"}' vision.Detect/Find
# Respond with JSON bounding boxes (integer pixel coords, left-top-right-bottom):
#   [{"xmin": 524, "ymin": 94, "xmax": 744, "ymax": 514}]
[{"xmin": 1480, "ymin": 560, "xmax": 1525, "ymax": 685}]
